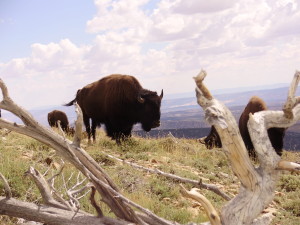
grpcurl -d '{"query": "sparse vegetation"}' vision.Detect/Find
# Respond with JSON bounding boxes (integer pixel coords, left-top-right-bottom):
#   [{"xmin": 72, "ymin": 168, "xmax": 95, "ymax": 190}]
[{"xmin": 0, "ymin": 128, "xmax": 299, "ymax": 224}]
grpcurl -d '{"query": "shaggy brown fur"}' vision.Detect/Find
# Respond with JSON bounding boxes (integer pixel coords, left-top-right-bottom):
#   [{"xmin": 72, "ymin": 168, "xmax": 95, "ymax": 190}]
[
  {"xmin": 65, "ymin": 74, "xmax": 163, "ymax": 143},
  {"xmin": 48, "ymin": 110, "xmax": 70, "ymax": 132}
]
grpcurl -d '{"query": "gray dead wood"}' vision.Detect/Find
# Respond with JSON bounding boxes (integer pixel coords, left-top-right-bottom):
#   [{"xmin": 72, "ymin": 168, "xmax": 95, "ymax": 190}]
[
  {"xmin": 106, "ymin": 153, "xmax": 232, "ymax": 200},
  {"xmin": 189, "ymin": 70, "xmax": 300, "ymax": 225}
]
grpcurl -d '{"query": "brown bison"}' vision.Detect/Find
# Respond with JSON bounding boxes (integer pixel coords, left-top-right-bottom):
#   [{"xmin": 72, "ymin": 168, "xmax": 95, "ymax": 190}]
[
  {"xmin": 199, "ymin": 126, "xmax": 222, "ymax": 150},
  {"xmin": 48, "ymin": 110, "xmax": 70, "ymax": 133},
  {"xmin": 64, "ymin": 74, "xmax": 163, "ymax": 143},
  {"xmin": 199, "ymin": 96, "xmax": 285, "ymax": 157}
]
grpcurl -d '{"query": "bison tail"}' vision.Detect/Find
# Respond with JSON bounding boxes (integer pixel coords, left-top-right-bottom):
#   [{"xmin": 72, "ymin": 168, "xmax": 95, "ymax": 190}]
[{"xmin": 64, "ymin": 99, "xmax": 76, "ymax": 106}]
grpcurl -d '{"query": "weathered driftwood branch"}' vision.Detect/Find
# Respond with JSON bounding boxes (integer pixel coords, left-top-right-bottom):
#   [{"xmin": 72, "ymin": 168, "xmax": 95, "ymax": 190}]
[
  {"xmin": 0, "ymin": 196, "xmax": 132, "ymax": 225},
  {"xmin": 25, "ymin": 166, "xmax": 72, "ymax": 211},
  {"xmin": 0, "ymin": 172, "xmax": 12, "ymax": 199},
  {"xmin": 72, "ymin": 103, "xmax": 83, "ymax": 147},
  {"xmin": 277, "ymin": 160, "xmax": 300, "ymax": 172},
  {"xmin": 61, "ymin": 172, "xmax": 91, "ymax": 210},
  {"xmin": 106, "ymin": 153, "xmax": 232, "ymax": 200},
  {"xmin": 180, "ymin": 184, "xmax": 221, "ymax": 225},
  {"xmin": 194, "ymin": 71, "xmax": 259, "ymax": 191},
  {"xmin": 189, "ymin": 70, "xmax": 300, "ymax": 225},
  {"xmin": 90, "ymin": 186, "xmax": 104, "ymax": 217},
  {"xmin": 283, "ymin": 71, "xmax": 300, "ymax": 119}
]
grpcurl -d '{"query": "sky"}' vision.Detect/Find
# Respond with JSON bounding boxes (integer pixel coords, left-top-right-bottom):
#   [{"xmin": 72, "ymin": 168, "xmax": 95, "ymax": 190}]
[{"xmin": 0, "ymin": 0, "xmax": 300, "ymax": 109}]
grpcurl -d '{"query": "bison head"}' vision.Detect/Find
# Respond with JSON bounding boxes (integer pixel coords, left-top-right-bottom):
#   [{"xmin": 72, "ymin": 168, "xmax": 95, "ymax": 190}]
[
  {"xmin": 199, "ymin": 126, "xmax": 222, "ymax": 149},
  {"xmin": 138, "ymin": 89, "xmax": 163, "ymax": 132}
]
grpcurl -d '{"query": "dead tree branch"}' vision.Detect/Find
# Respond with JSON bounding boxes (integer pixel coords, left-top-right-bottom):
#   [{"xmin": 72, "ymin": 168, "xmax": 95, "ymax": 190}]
[
  {"xmin": 189, "ymin": 69, "xmax": 300, "ymax": 225},
  {"xmin": 0, "ymin": 172, "xmax": 12, "ymax": 199},
  {"xmin": 25, "ymin": 166, "xmax": 71, "ymax": 211},
  {"xmin": 0, "ymin": 196, "xmax": 132, "ymax": 225},
  {"xmin": 180, "ymin": 184, "xmax": 221, "ymax": 225},
  {"xmin": 106, "ymin": 153, "xmax": 232, "ymax": 200}
]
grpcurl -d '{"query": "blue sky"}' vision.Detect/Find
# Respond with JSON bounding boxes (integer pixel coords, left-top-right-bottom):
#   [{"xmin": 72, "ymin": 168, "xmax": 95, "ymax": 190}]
[
  {"xmin": 0, "ymin": 0, "xmax": 95, "ymax": 61},
  {"xmin": 1, "ymin": 0, "xmax": 300, "ymax": 109}
]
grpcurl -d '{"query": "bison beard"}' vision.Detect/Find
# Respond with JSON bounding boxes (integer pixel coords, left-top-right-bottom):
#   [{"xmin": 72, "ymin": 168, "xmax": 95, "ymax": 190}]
[
  {"xmin": 200, "ymin": 96, "xmax": 285, "ymax": 158},
  {"xmin": 64, "ymin": 74, "xmax": 163, "ymax": 144}
]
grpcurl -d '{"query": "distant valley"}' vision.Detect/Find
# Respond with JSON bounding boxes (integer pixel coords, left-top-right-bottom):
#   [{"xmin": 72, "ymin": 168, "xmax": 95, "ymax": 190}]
[{"xmin": 2, "ymin": 85, "xmax": 300, "ymax": 150}]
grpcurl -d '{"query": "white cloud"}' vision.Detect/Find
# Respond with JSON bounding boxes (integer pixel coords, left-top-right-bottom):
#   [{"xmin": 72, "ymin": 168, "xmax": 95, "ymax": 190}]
[
  {"xmin": 1, "ymin": 0, "xmax": 300, "ymax": 109},
  {"xmin": 86, "ymin": 0, "xmax": 151, "ymax": 33},
  {"xmin": 171, "ymin": 0, "xmax": 238, "ymax": 14}
]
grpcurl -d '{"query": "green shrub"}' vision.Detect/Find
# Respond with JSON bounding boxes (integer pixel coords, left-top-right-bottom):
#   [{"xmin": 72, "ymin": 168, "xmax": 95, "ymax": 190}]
[
  {"xmin": 283, "ymin": 199, "xmax": 300, "ymax": 216},
  {"xmin": 279, "ymin": 174, "xmax": 300, "ymax": 192}
]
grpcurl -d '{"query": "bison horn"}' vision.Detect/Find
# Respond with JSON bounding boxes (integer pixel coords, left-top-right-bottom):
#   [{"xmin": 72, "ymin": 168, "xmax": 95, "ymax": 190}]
[
  {"xmin": 160, "ymin": 89, "xmax": 164, "ymax": 99},
  {"xmin": 138, "ymin": 94, "xmax": 145, "ymax": 103}
]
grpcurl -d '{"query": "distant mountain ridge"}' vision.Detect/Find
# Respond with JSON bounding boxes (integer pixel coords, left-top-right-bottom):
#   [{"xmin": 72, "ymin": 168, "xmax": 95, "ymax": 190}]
[
  {"xmin": 133, "ymin": 128, "xmax": 300, "ymax": 151},
  {"xmin": 2, "ymin": 85, "xmax": 300, "ymax": 133},
  {"xmin": 164, "ymin": 83, "xmax": 289, "ymax": 99}
]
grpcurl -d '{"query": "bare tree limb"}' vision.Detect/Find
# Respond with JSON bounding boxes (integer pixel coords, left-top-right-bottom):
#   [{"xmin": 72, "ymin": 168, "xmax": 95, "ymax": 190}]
[
  {"xmin": 0, "ymin": 197, "xmax": 133, "ymax": 225},
  {"xmin": 194, "ymin": 70, "xmax": 213, "ymax": 100},
  {"xmin": 72, "ymin": 103, "xmax": 83, "ymax": 147},
  {"xmin": 47, "ymin": 160, "xmax": 65, "ymax": 186},
  {"xmin": 283, "ymin": 70, "xmax": 300, "ymax": 119},
  {"xmin": 106, "ymin": 153, "xmax": 232, "ymax": 201},
  {"xmin": 194, "ymin": 70, "xmax": 259, "ymax": 191},
  {"xmin": 25, "ymin": 167, "xmax": 71, "ymax": 211},
  {"xmin": 180, "ymin": 184, "xmax": 221, "ymax": 225},
  {"xmin": 193, "ymin": 70, "xmax": 300, "ymax": 225},
  {"xmin": 0, "ymin": 172, "xmax": 12, "ymax": 199},
  {"xmin": 277, "ymin": 160, "xmax": 300, "ymax": 172},
  {"xmin": 90, "ymin": 186, "xmax": 103, "ymax": 218}
]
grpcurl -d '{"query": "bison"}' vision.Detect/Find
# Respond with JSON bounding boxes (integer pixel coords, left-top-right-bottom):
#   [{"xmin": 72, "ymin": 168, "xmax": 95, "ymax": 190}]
[
  {"xmin": 199, "ymin": 96, "xmax": 285, "ymax": 157},
  {"xmin": 64, "ymin": 74, "xmax": 163, "ymax": 143},
  {"xmin": 198, "ymin": 126, "xmax": 222, "ymax": 150},
  {"xmin": 48, "ymin": 110, "xmax": 70, "ymax": 133},
  {"xmin": 239, "ymin": 96, "xmax": 285, "ymax": 157}
]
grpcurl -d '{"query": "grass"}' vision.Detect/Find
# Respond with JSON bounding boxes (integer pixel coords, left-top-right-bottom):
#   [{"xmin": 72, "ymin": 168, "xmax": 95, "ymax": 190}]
[{"xmin": 0, "ymin": 128, "xmax": 300, "ymax": 224}]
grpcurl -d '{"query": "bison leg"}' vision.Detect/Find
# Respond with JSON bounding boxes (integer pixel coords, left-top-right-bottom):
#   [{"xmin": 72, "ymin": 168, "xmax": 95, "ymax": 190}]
[
  {"xmin": 104, "ymin": 122, "xmax": 117, "ymax": 140},
  {"xmin": 61, "ymin": 122, "xmax": 69, "ymax": 132},
  {"xmin": 122, "ymin": 126, "xmax": 132, "ymax": 137},
  {"xmin": 105, "ymin": 121, "xmax": 133, "ymax": 144},
  {"xmin": 116, "ymin": 126, "xmax": 133, "ymax": 144},
  {"xmin": 91, "ymin": 119, "xmax": 98, "ymax": 143},
  {"xmin": 83, "ymin": 114, "xmax": 92, "ymax": 144}
]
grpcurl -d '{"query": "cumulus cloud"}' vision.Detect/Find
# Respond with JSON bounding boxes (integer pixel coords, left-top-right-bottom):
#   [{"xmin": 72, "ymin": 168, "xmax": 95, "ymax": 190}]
[
  {"xmin": 1, "ymin": 0, "xmax": 300, "ymax": 109},
  {"xmin": 1, "ymin": 39, "xmax": 89, "ymax": 78},
  {"xmin": 171, "ymin": 0, "xmax": 238, "ymax": 14},
  {"xmin": 86, "ymin": 0, "xmax": 151, "ymax": 33}
]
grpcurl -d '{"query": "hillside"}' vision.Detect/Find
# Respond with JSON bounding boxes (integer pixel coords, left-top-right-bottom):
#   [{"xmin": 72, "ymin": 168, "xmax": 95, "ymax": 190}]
[
  {"xmin": 3, "ymin": 85, "xmax": 299, "ymax": 127},
  {"xmin": 134, "ymin": 128, "xmax": 300, "ymax": 151},
  {"xmin": 0, "ymin": 129, "xmax": 299, "ymax": 224},
  {"xmin": 2, "ymin": 85, "xmax": 300, "ymax": 149},
  {"xmin": 2, "ymin": 85, "xmax": 300, "ymax": 151}
]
